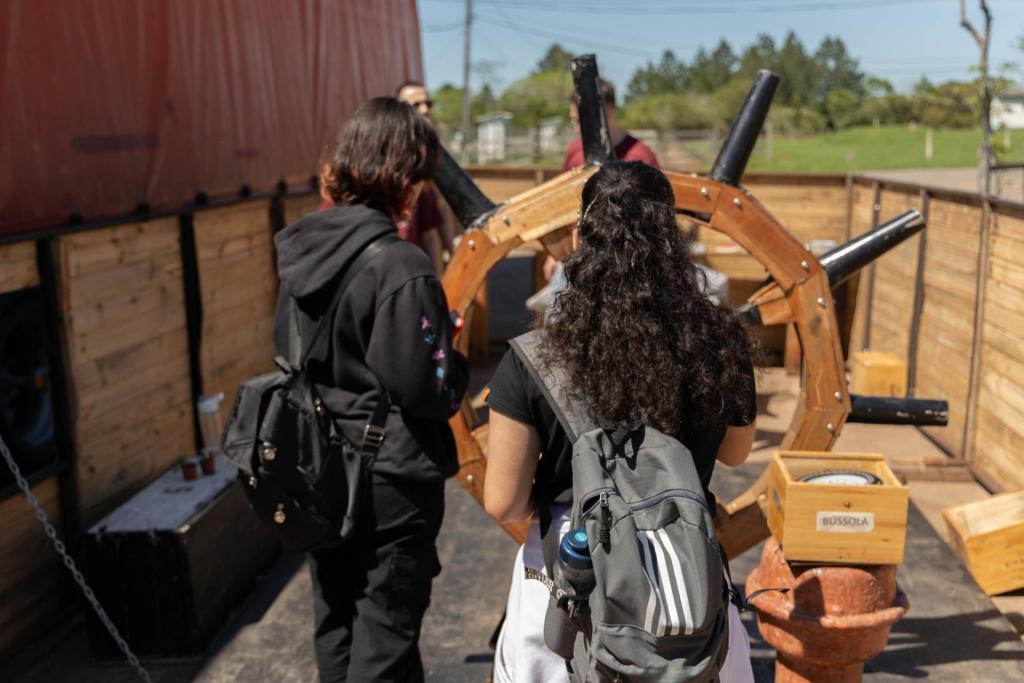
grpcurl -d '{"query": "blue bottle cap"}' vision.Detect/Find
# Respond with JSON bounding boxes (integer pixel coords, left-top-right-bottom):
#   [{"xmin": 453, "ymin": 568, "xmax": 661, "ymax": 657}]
[
  {"xmin": 569, "ymin": 529, "xmax": 589, "ymax": 552},
  {"xmin": 559, "ymin": 527, "xmax": 592, "ymax": 572}
]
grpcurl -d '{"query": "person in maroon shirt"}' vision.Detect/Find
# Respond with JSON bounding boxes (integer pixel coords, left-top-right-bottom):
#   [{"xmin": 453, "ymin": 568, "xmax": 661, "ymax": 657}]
[
  {"xmin": 562, "ymin": 79, "xmax": 659, "ymax": 171},
  {"xmin": 541, "ymin": 79, "xmax": 662, "ymax": 281}
]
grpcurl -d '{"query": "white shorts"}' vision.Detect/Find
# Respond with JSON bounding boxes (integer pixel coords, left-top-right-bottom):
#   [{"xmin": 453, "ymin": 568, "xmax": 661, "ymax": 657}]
[{"xmin": 492, "ymin": 506, "xmax": 754, "ymax": 683}]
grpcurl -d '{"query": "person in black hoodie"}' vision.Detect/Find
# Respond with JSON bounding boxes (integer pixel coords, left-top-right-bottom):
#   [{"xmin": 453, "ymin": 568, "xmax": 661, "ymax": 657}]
[{"xmin": 273, "ymin": 97, "xmax": 469, "ymax": 682}]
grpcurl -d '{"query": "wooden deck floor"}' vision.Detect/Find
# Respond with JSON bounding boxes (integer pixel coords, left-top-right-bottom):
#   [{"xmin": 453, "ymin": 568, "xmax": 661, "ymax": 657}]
[{"xmin": 8, "ymin": 369, "xmax": 1024, "ymax": 682}]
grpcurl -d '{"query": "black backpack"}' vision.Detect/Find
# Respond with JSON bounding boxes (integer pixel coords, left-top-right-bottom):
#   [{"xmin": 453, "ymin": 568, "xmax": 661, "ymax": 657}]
[{"xmin": 221, "ymin": 233, "xmax": 399, "ymax": 551}]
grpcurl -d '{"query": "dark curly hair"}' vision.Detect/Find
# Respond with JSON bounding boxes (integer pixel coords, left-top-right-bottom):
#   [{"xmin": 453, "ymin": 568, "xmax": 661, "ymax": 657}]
[
  {"xmin": 540, "ymin": 160, "xmax": 757, "ymax": 436},
  {"xmin": 321, "ymin": 97, "xmax": 440, "ymax": 216}
]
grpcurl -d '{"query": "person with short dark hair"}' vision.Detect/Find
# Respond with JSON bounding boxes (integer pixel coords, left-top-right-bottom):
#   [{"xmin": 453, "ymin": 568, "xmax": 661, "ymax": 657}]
[{"xmin": 275, "ymin": 96, "xmax": 469, "ymax": 682}]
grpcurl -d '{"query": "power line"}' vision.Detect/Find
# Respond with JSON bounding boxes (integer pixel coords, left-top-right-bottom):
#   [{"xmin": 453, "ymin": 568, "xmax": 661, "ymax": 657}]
[
  {"xmin": 426, "ymin": 0, "xmax": 947, "ymax": 14},
  {"xmin": 474, "ymin": 15, "xmax": 659, "ymax": 58}
]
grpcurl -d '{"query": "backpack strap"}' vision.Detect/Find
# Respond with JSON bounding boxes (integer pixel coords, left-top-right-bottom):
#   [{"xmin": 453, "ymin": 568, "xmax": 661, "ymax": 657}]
[
  {"xmin": 293, "ymin": 232, "xmax": 402, "ymax": 367},
  {"xmin": 510, "ymin": 330, "xmax": 598, "ymax": 583},
  {"xmin": 289, "ymin": 231, "xmax": 401, "ymax": 458},
  {"xmin": 508, "ymin": 329, "xmax": 597, "ymax": 443}
]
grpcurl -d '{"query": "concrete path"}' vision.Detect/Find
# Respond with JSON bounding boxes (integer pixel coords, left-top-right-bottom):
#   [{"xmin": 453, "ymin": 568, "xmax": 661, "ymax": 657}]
[{"xmin": 865, "ymin": 166, "xmax": 1024, "ymax": 202}]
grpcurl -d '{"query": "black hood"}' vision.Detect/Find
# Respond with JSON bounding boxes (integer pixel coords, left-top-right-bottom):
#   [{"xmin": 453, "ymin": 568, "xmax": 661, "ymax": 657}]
[{"xmin": 274, "ymin": 204, "xmax": 396, "ymax": 300}]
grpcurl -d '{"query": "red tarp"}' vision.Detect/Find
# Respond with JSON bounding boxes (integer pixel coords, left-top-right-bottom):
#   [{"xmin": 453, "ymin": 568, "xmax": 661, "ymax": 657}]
[{"xmin": 0, "ymin": 0, "xmax": 423, "ymax": 237}]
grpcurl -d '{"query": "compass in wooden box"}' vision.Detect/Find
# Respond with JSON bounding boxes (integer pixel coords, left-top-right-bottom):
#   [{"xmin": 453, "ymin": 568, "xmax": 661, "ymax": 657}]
[{"xmin": 766, "ymin": 450, "xmax": 909, "ymax": 565}]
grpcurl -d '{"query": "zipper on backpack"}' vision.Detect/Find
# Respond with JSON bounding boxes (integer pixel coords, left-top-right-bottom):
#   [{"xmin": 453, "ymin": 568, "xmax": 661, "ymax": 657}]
[
  {"xmin": 579, "ymin": 487, "xmax": 708, "ymax": 522},
  {"xmin": 579, "ymin": 487, "xmax": 617, "ymax": 522},
  {"xmin": 628, "ymin": 488, "xmax": 709, "ymax": 514}
]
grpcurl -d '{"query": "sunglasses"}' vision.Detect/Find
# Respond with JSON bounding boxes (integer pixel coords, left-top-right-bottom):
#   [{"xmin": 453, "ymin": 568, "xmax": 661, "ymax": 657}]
[{"xmin": 411, "ymin": 99, "xmax": 434, "ymax": 110}]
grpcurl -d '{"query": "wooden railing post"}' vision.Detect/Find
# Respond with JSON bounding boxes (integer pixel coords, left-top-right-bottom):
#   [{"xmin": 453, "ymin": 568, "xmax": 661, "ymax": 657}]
[
  {"xmin": 862, "ymin": 181, "xmax": 883, "ymax": 351},
  {"xmin": 906, "ymin": 188, "xmax": 930, "ymax": 397},
  {"xmin": 963, "ymin": 198, "xmax": 993, "ymax": 462}
]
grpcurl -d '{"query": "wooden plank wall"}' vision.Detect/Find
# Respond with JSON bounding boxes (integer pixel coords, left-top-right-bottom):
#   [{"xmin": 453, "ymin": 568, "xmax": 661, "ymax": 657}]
[
  {"xmin": 913, "ymin": 194, "xmax": 982, "ymax": 456},
  {"xmin": 283, "ymin": 193, "xmax": 324, "ymax": 229},
  {"xmin": 58, "ymin": 218, "xmax": 195, "ymax": 521},
  {"xmin": 194, "ymin": 202, "xmax": 277, "ymax": 412},
  {"xmin": 862, "ymin": 187, "xmax": 923, "ymax": 360},
  {"xmin": 744, "ymin": 175, "xmax": 849, "ymax": 247},
  {"xmin": 0, "ymin": 243, "xmax": 66, "ymax": 656},
  {"xmin": 0, "ymin": 242, "xmax": 39, "ymax": 292},
  {"xmin": 972, "ymin": 202, "xmax": 1024, "ymax": 489},
  {"xmin": 847, "ymin": 180, "xmax": 878, "ymax": 352}
]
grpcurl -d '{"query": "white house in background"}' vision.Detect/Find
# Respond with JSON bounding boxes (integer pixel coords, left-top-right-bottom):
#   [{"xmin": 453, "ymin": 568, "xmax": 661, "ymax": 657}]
[
  {"xmin": 475, "ymin": 112, "xmax": 513, "ymax": 163},
  {"xmin": 539, "ymin": 116, "xmax": 565, "ymax": 155},
  {"xmin": 992, "ymin": 91, "xmax": 1024, "ymax": 130}
]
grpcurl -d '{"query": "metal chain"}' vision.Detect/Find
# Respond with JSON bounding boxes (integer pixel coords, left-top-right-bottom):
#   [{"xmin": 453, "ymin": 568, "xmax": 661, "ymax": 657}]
[{"xmin": 0, "ymin": 432, "xmax": 153, "ymax": 683}]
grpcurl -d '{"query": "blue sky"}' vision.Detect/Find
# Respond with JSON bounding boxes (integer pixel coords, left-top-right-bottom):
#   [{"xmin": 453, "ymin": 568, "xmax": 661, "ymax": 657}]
[{"xmin": 418, "ymin": 0, "xmax": 1024, "ymax": 97}]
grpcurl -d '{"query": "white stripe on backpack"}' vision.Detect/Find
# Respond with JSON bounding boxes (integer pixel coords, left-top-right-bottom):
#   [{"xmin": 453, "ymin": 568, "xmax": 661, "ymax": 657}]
[
  {"xmin": 657, "ymin": 528, "xmax": 694, "ymax": 634},
  {"xmin": 638, "ymin": 532, "xmax": 665, "ymax": 634},
  {"xmin": 638, "ymin": 530, "xmax": 695, "ymax": 636}
]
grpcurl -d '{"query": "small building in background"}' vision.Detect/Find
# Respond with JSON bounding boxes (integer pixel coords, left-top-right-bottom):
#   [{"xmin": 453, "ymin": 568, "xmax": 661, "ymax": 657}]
[
  {"xmin": 539, "ymin": 116, "xmax": 566, "ymax": 155},
  {"xmin": 992, "ymin": 90, "xmax": 1024, "ymax": 130},
  {"xmin": 475, "ymin": 112, "xmax": 513, "ymax": 163}
]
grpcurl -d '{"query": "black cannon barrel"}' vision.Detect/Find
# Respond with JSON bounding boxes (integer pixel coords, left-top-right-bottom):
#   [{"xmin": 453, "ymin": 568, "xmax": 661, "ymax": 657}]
[
  {"xmin": 571, "ymin": 54, "xmax": 615, "ymax": 166},
  {"xmin": 820, "ymin": 209, "xmax": 925, "ymax": 287},
  {"xmin": 433, "ymin": 147, "xmax": 498, "ymax": 228},
  {"xmin": 710, "ymin": 70, "xmax": 780, "ymax": 186},
  {"xmin": 847, "ymin": 394, "xmax": 949, "ymax": 426},
  {"xmin": 732, "ymin": 209, "xmax": 926, "ymax": 326}
]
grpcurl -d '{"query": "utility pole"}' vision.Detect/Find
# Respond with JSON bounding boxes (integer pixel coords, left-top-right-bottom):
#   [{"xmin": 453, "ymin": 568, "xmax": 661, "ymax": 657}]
[
  {"xmin": 460, "ymin": 0, "xmax": 473, "ymax": 164},
  {"xmin": 960, "ymin": 0, "xmax": 993, "ymax": 195}
]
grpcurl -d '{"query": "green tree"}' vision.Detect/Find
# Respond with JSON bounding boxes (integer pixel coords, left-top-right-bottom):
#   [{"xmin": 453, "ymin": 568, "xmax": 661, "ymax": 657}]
[
  {"xmin": 737, "ymin": 34, "xmax": 779, "ymax": 78},
  {"xmin": 430, "ymin": 83, "xmax": 465, "ymax": 132},
  {"xmin": 430, "ymin": 83, "xmax": 499, "ymax": 135},
  {"xmin": 774, "ymin": 32, "xmax": 818, "ymax": 108},
  {"xmin": 688, "ymin": 40, "xmax": 737, "ymax": 93},
  {"xmin": 625, "ymin": 50, "xmax": 689, "ymax": 101},
  {"xmin": 535, "ymin": 44, "xmax": 575, "ymax": 74},
  {"xmin": 814, "ymin": 36, "xmax": 864, "ymax": 128},
  {"xmin": 620, "ymin": 92, "xmax": 716, "ymax": 130},
  {"xmin": 498, "ymin": 70, "xmax": 574, "ymax": 127}
]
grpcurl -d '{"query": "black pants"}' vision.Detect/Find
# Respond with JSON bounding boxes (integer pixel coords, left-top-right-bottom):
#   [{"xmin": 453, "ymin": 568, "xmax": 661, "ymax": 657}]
[{"xmin": 308, "ymin": 473, "xmax": 445, "ymax": 683}]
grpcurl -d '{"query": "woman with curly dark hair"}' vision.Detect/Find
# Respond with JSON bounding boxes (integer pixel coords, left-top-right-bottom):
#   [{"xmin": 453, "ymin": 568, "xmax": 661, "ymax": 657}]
[
  {"xmin": 483, "ymin": 160, "xmax": 757, "ymax": 682},
  {"xmin": 274, "ymin": 97, "xmax": 468, "ymax": 682}
]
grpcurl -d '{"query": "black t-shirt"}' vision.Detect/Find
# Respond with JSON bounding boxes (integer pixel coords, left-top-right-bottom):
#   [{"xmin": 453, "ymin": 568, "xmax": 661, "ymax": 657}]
[{"xmin": 486, "ymin": 348, "xmax": 755, "ymax": 512}]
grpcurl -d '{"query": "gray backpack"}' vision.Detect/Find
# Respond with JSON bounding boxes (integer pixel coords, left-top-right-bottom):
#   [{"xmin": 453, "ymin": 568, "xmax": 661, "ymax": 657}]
[{"xmin": 511, "ymin": 330, "xmax": 732, "ymax": 683}]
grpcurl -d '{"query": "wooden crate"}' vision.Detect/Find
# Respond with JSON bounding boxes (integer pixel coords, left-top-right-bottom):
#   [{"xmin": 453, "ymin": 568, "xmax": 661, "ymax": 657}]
[
  {"xmin": 767, "ymin": 450, "xmax": 909, "ymax": 565},
  {"xmin": 851, "ymin": 351, "xmax": 907, "ymax": 397},
  {"xmin": 944, "ymin": 492, "xmax": 1024, "ymax": 595}
]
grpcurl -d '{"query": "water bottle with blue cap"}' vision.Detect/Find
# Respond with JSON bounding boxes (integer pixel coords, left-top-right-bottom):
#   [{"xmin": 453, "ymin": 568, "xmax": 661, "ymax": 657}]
[{"xmin": 558, "ymin": 527, "xmax": 594, "ymax": 596}]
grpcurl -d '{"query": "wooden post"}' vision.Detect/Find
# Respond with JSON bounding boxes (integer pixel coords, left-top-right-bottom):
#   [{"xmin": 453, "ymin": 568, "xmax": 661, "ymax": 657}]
[
  {"xmin": 963, "ymin": 197, "xmax": 992, "ymax": 462},
  {"xmin": 862, "ymin": 181, "xmax": 882, "ymax": 351},
  {"xmin": 906, "ymin": 189, "xmax": 930, "ymax": 396},
  {"xmin": 35, "ymin": 237, "xmax": 82, "ymax": 550}
]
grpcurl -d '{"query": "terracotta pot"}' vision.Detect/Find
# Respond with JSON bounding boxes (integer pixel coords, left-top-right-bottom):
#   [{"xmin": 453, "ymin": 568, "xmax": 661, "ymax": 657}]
[
  {"xmin": 746, "ymin": 536, "xmax": 908, "ymax": 683},
  {"xmin": 180, "ymin": 461, "xmax": 199, "ymax": 481},
  {"xmin": 200, "ymin": 455, "xmax": 216, "ymax": 476}
]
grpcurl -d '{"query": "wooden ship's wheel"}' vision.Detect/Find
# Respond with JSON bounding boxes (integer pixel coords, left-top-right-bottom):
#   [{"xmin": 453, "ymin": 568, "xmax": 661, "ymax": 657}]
[{"xmin": 435, "ymin": 57, "xmax": 947, "ymax": 559}]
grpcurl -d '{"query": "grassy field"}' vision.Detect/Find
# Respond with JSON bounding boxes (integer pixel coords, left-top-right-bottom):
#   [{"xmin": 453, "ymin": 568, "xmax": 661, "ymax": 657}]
[
  {"xmin": 743, "ymin": 125, "xmax": 1024, "ymax": 173},
  {"xmin": 470, "ymin": 125, "xmax": 1024, "ymax": 174}
]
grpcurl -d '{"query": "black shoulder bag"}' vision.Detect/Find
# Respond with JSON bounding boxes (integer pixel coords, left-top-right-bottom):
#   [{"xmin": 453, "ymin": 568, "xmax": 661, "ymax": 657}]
[{"xmin": 221, "ymin": 233, "xmax": 400, "ymax": 551}]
